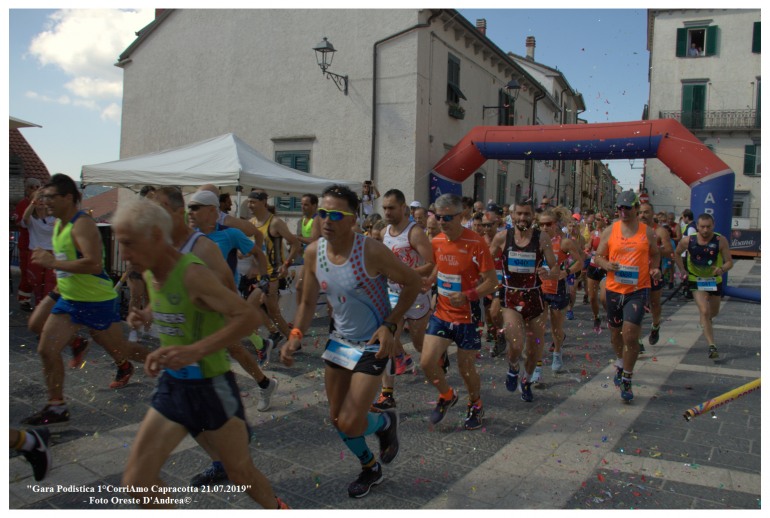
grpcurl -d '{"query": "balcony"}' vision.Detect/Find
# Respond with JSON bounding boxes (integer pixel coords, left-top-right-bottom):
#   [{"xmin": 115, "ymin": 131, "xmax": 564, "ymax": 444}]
[{"xmin": 659, "ymin": 109, "xmax": 760, "ymax": 131}]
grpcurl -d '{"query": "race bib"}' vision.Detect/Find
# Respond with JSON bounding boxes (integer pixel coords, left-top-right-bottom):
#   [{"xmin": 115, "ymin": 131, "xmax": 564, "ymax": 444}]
[
  {"xmin": 54, "ymin": 252, "xmax": 72, "ymax": 279},
  {"xmin": 615, "ymin": 264, "xmax": 639, "ymax": 285},
  {"xmin": 437, "ymin": 271, "xmax": 462, "ymax": 297},
  {"xmin": 696, "ymin": 277, "xmax": 718, "ymax": 292},
  {"xmin": 508, "ymin": 251, "xmax": 536, "ymax": 273},
  {"xmin": 321, "ymin": 338, "xmax": 373, "ymax": 370}
]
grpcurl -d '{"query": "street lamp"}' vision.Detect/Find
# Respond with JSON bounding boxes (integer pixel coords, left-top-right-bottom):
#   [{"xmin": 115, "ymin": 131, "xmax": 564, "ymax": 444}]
[
  {"xmin": 313, "ymin": 37, "xmax": 348, "ymax": 95},
  {"xmin": 482, "ymin": 79, "xmax": 521, "ymax": 122}
]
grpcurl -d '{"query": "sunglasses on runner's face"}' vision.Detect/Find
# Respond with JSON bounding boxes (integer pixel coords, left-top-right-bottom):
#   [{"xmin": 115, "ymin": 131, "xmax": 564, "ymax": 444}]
[
  {"xmin": 318, "ymin": 208, "xmax": 356, "ymax": 221},
  {"xmin": 187, "ymin": 205, "xmax": 206, "ymax": 212},
  {"xmin": 436, "ymin": 213, "xmax": 460, "ymax": 222},
  {"xmin": 539, "ymin": 221, "xmax": 555, "ymax": 227},
  {"xmin": 616, "ymin": 205, "xmax": 633, "ymax": 211}
]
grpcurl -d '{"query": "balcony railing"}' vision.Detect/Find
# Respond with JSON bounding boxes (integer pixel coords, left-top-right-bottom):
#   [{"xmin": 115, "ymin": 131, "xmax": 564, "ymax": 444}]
[{"xmin": 659, "ymin": 109, "xmax": 760, "ymax": 131}]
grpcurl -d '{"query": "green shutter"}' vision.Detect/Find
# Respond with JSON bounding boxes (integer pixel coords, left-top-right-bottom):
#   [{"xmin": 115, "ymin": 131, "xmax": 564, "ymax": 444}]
[
  {"xmin": 275, "ymin": 151, "xmax": 310, "ymax": 212},
  {"xmin": 743, "ymin": 145, "xmax": 756, "ymax": 175},
  {"xmin": 676, "ymin": 28, "xmax": 688, "ymax": 57},
  {"xmin": 753, "ymin": 22, "xmax": 761, "ymax": 53},
  {"xmin": 705, "ymin": 25, "xmax": 718, "ymax": 56}
]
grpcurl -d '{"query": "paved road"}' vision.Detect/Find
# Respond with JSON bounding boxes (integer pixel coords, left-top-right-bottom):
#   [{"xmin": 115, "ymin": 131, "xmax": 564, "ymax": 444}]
[{"xmin": 8, "ymin": 259, "xmax": 761, "ymax": 509}]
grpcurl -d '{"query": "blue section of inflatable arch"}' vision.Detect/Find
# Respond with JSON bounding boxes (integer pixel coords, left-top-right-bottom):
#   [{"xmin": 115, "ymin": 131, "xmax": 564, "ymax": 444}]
[
  {"xmin": 476, "ymin": 136, "xmax": 663, "ymax": 161},
  {"xmin": 429, "ymin": 172, "xmax": 462, "ymax": 203}
]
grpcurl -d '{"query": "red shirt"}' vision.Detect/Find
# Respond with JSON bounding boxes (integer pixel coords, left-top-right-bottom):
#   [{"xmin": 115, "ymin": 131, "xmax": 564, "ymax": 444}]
[
  {"xmin": 432, "ymin": 228, "xmax": 495, "ymax": 324},
  {"xmin": 13, "ymin": 197, "xmax": 32, "ymax": 249}
]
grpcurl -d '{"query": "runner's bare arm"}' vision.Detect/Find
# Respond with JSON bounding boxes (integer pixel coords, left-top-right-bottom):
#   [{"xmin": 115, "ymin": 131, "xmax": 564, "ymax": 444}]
[
  {"xmin": 592, "ymin": 226, "xmax": 616, "ymax": 271},
  {"xmin": 224, "ymin": 214, "xmax": 258, "ymax": 237},
  {"xmin": 408, "ymin": 224, "xmax": 436, "ymax": 277}
]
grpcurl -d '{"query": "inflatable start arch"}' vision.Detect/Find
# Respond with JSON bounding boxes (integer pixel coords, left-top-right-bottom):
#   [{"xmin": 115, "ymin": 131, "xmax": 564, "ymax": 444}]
[{"xmin": 428, "ymin": 119, "xmax": 756, "ymax": 301}]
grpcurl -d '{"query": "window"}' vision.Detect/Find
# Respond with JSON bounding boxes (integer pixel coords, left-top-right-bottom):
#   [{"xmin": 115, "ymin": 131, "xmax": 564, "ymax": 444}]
[
  {"xmin": 681, "ymin": 83, "xmax": 707, "ymax": 129},
  {"xmin": 275, "ymin": 151, "xmax": 310, "ymax": 212},
  {"xmin": 447, "ymin": 54, "xmax": 466, "ymax": 104},
  {"xmin": 498, "ymin": 88, "xmax": 515, "ymax": 126},
  {"xmin": 496, "ymin": 168, "xmax": 508, "ymax": 206},
  {"xmin": 743, "ymin": 144, "xmax": 760, "ymax": 176},
  {"xmin": 676, "ymin": 26, "xmax": 718, "ymax": 57},
  {"xmin": 752, "ymin": 22, "xmax": 760, "ymax": 53},
  {"xmin": 733, "ymin": 191, "xmax": 750, "ymax": 217}
]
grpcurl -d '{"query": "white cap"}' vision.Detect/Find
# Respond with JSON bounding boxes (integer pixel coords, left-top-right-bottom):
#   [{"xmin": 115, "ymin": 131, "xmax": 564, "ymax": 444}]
[
  {"xmin": 188, "ymin": 190, "xmax": 219, "ymax": 206},
  {"xmin": 409, "ymin": 201, "xmax": 422, "ymax": 208}
]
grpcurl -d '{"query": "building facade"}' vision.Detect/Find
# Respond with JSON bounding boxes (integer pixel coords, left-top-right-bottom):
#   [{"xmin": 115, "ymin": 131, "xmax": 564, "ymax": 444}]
[
  {"xmin": 117, "ymin": 9, "xmax": 586, "ymax": 214},
  {"xmin": 644, "ymin": 9, "xmax": 761, "ymax": 228}
]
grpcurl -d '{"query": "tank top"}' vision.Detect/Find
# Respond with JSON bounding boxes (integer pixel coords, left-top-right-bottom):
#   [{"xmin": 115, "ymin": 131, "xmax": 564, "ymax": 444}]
[
  {"xmin": 52, "ymin": 211, "xmax": 116, "ymax": 302},
  {"xmin": 254, "ymin": 214, "xmax": 283, "ymax": 276},
  {"xmin": 687, "ymin": 233, "xmax": 723, "ymax": 283},
  {"xmin": 301, "ymin": 215, "xmax": 316, "ymax": 239},
  {"xmin": 605, "ymin": 221, "xmax": 651, "ymax": 294},
  {"xmin": 179, "ymin": 230, "xmax": 205, "ymax": 254},
  {"xmin": 315, "ymin": 233, "xmax": 391, "ymax": 342},
  {"xmin": 501, "ymin": 228, "xmax": 543, "ymax": 291},
  {"xmin": 383, "ymin": 222, "xmax": 422, "ymax": 294},
  {"xmin": 540, "ymin": 233, "xmax": 568, "ymax": 295},
  {"xmin": 144, "ymin": 254, "xmax": 230, "ymax": 378}
]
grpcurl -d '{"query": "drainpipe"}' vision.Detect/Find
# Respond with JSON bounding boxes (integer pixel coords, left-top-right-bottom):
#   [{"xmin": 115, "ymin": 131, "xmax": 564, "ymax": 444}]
[
  {"xmin": 370, "ymin": 10, "xmax": 441, "ymax": 184},
  {"xmin": 528, "ymin": 90, "xmax": 546, "ymax": 202},
  {"xmin": 556, "ymin": 88, "xmax": 569, "ymax": 204},
  {"xmin": 572, "ymin": 106, "xmax": 586, "ymax": 208}
]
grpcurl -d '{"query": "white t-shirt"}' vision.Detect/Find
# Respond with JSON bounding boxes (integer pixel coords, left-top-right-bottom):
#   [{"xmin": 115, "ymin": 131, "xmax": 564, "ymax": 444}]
[{"xmin": 22, "ymin": 216, "xmax": 55, "ymax": 251}]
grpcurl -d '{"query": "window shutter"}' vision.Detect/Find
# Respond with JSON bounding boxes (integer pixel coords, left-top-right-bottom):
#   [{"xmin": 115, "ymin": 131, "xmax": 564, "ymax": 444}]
[
  {"xmin": 743, "ymin": 145, "xmax": 756, "ymax": 175},
  {"xmin": 676, "ymin": 28, "xmax": 688, "ymax": 57},
  {"xmin": 705, "ymin": 25, "xmax": 718, "ymax": 56},
  {"xmin": 753, "ymin": 22, "xmax": 761, "ymax": 53}
]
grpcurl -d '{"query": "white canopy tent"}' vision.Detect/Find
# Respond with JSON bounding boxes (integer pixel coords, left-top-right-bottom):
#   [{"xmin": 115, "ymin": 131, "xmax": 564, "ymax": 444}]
[{"xmin": 81, "ymin": 133, "xmax": 358, "ymax": 196}]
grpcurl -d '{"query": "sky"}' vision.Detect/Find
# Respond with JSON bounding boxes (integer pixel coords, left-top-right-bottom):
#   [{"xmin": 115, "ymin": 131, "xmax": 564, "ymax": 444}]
[{"xmin": 7, "ymin": 7, "xmax": 651, "ymax": 191}]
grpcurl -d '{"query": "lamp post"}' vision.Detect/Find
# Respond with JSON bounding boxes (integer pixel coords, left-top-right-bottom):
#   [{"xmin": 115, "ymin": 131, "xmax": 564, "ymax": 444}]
[
  {"xmin": 482, "ymin": 79, "xmax": 521, "ymax": 123},
  {"xmin": 313, "ymin": 37, "xmax": 348, "ymax": 95}
]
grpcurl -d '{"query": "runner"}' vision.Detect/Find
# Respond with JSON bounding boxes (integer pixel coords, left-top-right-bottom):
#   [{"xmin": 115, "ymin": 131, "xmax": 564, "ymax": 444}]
[
  {"xmin": 113, "ymin": 197, "xmax": 288, "ymax": 509},
  {"xmin": 490, "ymin": 198, "xmax": 557, "ymax": 402},
  {"xmin": 280, "ymin": 184, "xmax": 421, "ymax": 498},
  {"xmin": 294, "ymin": 193, "xmax": 321, "ymax": 305},
  {"xmin": 538, "ymin": 208, "xmax": 584, "ymax": 373},
  {"xmin": 585, "ymin": 216, "xmax": 608, "ymax": 333},
  {"xmin": 23, "ymin": 174, "xmax": 147, "ymax": 427},
  {"xmin": 672, "ymin": 213, "xmax": 733, "ymax": 360},
  {"xmin": 593, "ymin": 191, "xmax": 661, "ymax": 402},
  {"xmin": 481, "ymin": 211, "xmax": 505, "ymax": 357},
  {"xmin": 639, "ymin": 202, "xmax": 676, "ymax": 347},
  {"xmin": 372, "ymin": 189, "xmax": 434, "ymax": 411},
  {"xmin": 421, "ymin": 193, "xmax": 498, "ymax": 429}
]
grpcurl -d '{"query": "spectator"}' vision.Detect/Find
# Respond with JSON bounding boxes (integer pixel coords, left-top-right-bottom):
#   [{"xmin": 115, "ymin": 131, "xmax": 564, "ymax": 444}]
[
  {"xmin": 21, "ymin": 188, "xmax": 56, "ymax": 309},
  {"xmin": 360, "ymin": 181, "xmax": 380, "ymax": 217},
  {"xmin": 13, "ymin": 177, "xmax": 41, "ymax": 311}
]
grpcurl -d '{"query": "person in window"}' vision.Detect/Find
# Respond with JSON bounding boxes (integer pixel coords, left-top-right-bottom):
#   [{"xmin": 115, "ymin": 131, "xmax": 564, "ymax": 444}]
[
  {"xmin": 360, "ymin": 181, "xmax": 380, "ymax": 217},
  {"xmin": 688, "ymin": 43, "xmax": 700, "ymax": 57}
]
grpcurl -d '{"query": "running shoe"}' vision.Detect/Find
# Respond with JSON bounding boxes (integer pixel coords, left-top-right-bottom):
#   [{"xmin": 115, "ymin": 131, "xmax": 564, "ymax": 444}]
[
  {"xmin": 593, "ymin": 318, "xmax": 602, "ymax": 334},
  {"xmin": 505, "ymin": 365, "xmax": 519, "ymax": 392},
  {"xmin": 464, "ymin": 402, "xmax": 484, "ymax": 430},
  {"xmin": 375, "ymin": 409, "xmax": 399, "ymax": 464},
  {"xmin": 348, "ymin": 462, "xmax": 383, "ymax": 498},
  {"xmin": 429, "ymin": 391, "xmax": 458, "ymax": 424},
  {"xmin": 613, "ymin": 366, "xmax": 623, "ymax": 387},
  {"xmin": 638, "ymin": 338, "xmax": 646, "ymax": 355},
  {"xmin": 708, "ymin": 344, "xmax": 719, "ymax": 360},
  {"xmin": 109, "ymin": 362, "xmax": 134, "ymax": 389},
  {"xmin": 649, "ymin": 325, "xmax": 660, "ymax": 345},
  {"xmin": 551, "ymin": 352, "xmax": 563, "ymax": 373},
  {"xmin": 256, "ymin": 338, "xmax": 275, "ymax": 366},
  {"xmin": 566, "ymin": 309, "xmax": 575, "ymax": 321},
  {"xmin": 531, "ymin": 365, "xmax": 543, "ymax": 384},
  {"xmin": 371, "ymin": 393, "xmax": 396, "ymax": 411},
  {"xmin": 22, "ymin": 404, "xmax": 70, "ymax": 427},
  {"xmin": 394, "ymin": 354, "xmax": 414, "ymax": 375},
  {"xmin": 257, "ymin": 377, "xmax": 279, "ymax": 412},
  {"xmin": 68, "ymin": 336, "xmax": 90, "ymax": 369},
  {"xmin": 439, "ymin": 351, "xmax": 450, "ymax": 374},
  {"xmin": 190, "ymin": 462, "xmax": 228, "ymax": 487},
  {"xmin": 620, "ymin": 378, "xmax": 634, "ymax": 401},
  {"xmin": 21, "ymin": 428, "xmax": 52, "ymax": 481},
  {"xmin": 520, "ymin": 379, "xmax": 534, "ymax": 402}
]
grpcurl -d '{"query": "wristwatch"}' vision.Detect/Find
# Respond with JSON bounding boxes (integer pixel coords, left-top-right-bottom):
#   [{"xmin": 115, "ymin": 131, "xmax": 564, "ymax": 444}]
[{"xmin": 381, "ymin": 321, "xmax": 397, "ymax": 334}]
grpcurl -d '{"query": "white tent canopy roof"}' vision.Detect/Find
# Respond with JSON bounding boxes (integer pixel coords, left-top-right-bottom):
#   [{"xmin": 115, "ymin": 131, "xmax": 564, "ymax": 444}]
[{"xmin": 81, "ymin": 133, "xmax": 358, "ymax": 196}]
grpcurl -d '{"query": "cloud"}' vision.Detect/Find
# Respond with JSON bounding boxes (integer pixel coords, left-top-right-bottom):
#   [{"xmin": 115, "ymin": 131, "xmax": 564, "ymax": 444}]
[
  {"xmin": 101, "ymin": 103, "xmax": 122, "ymax": 122},
  {"xmin": 25, "ymin": 91, "xmax": 71, "ymax": 105},
  {"xmin": 64, "ymin": 76, "xmax": 122, "ymax": 99}
]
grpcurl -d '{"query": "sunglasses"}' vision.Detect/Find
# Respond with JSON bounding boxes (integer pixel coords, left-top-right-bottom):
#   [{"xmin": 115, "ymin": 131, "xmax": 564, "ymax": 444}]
[
  {"xmin": 187, "ymin": 204, "xmax": 206, "ymax": 212},
  {"xmin": 436, "ymin": 213, "xmax": 460, "ymax": 222},
  {"xmin": 616, "ymin": 205, "xmax": 633, "ymax": 211},
  {"xmin": 318, "ymin": 208, "xmax": 355, "ymax": 221},
  {"xmin": 539, "ymin": 221, "xmax": 555, "ymax": 227}
]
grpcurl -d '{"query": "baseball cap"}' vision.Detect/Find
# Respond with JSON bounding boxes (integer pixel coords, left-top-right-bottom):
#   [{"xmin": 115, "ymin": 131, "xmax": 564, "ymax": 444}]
[
  {"xmin": 486, "ymin": 203, "xmax": 503, "ymax": 215},
  {"xmin": 188, "ymin": 190, "xmax": 219, "ymax": 207},
  {"xmin": 248, "ymin": 190, "xmax": 269, "ymax": 201},
  {"xmin": 572, "ymin": 213, "xmax": 581, "ymax": 221},
  {"xmin": 616, "ymin": 190, "xmax": 638, "ymax": 207},
  {"xmin": 409, "ymin": 201, "xmax": 422, "ymax": 208}
]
